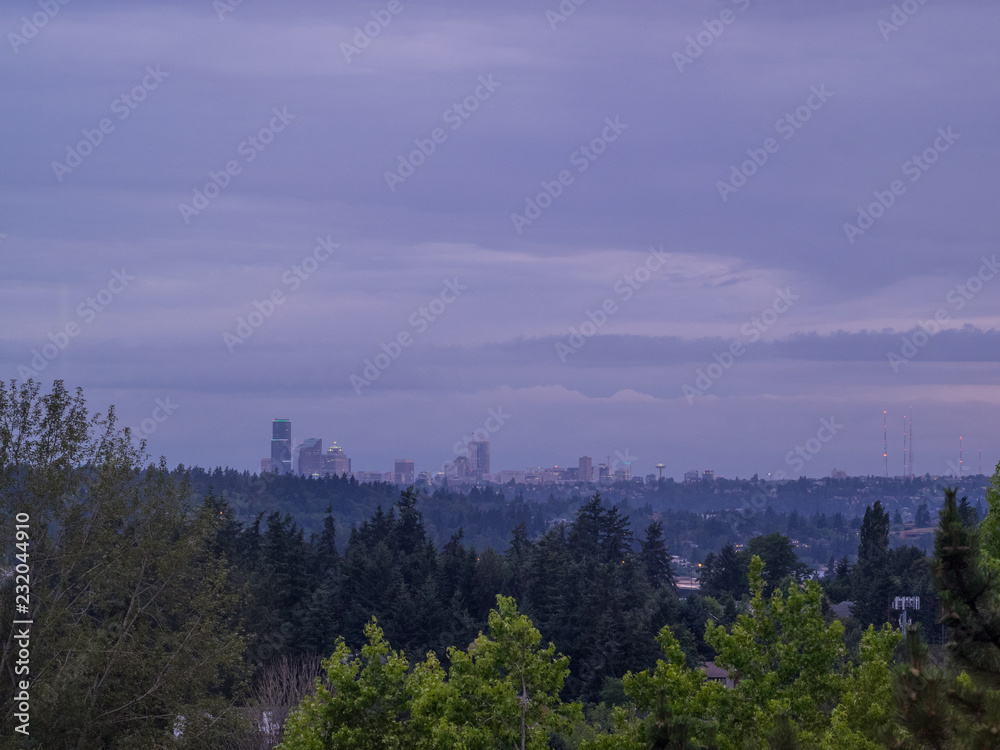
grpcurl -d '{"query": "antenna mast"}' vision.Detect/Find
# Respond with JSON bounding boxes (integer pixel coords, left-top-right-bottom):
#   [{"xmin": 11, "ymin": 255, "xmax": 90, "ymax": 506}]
[
  {"xmin": 883, "ymin": 411, "xmax": 888, "ymax": 478},
  {"xmin": 909, "ymin": 407, "xmax": 914, "ymax": 478},
  {"xmin": 903, "ymin": 414, "xmax": 908, "ymax": 478}
]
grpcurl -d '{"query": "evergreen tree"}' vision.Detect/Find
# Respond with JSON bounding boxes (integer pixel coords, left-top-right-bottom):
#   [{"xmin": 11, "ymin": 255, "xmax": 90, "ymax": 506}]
[
  {"xmin": 888, "ymin": 487, "xmax": 1000, "ymax": 747},
  {"xmin": 699, "ymin": 542, "xmax": 748, "ymax": 600},
  {"xmin": 640, "ymin": 520, "xmax": 677, "ymax": 590},
  {"xmin": 852, "ymin": 501, "xmax": 891, "ymax": 627}
]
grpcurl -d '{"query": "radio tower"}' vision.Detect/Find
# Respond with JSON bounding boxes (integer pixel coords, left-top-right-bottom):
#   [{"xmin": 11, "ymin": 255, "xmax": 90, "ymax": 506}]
[
  {"xmin": 909, "ymin": 406, "xmax": 914, "ymax": 478},
  {"xmin": 960, "ymin": 436, "xmax": 964, "ymax": 478},
  {"xmin": 883, "ymin": 411, "xmax": 888, "ymax": 478},
  {"xmin": 903, "ymin": 414, "xmax": 908, "ymax": 478}
]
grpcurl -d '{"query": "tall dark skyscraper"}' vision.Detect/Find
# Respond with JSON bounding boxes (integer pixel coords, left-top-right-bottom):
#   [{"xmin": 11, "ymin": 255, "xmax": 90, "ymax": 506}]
[
  {"xmin": 394, "ymin": 459, "xmax": 415, "ymax": 485},
  {"xmin": 271, "ymin": 419, "xmax": 292, "ymax": 474},
  {"xmin": 468, "ymin": 440, "xmax": 490, "ymax": 478},
  {"xmin": 299, "ymin": 438, "xmax": 323, "ymax": 477}
]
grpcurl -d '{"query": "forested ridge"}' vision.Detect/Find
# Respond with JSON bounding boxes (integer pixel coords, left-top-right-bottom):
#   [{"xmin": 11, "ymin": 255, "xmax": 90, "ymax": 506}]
[{"xmin": 3, "ymin": 381, "xmax": 1000, "ymax": 749}]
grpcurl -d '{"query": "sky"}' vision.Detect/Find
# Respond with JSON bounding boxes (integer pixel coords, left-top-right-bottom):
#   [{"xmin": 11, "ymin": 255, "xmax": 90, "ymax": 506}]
[{"xmin": 1, "ymin": 0, "xmax": 998, "ymax": 481}]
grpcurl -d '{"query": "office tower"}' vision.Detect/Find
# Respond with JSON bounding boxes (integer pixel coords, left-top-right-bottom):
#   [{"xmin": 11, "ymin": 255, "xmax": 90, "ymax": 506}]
[
  {"xmin": 260, "ymin": 458, "xmax": 274, "ymax": 473},
  {"xmin": 299, "ymin": 438, "xmax": 323, "ymax": 477},
  {"xmin": 579, "ymin": 456, "xmax": 593, "ymax": 482},
  {"xmin": 702, "ymin": 469, "xmax": 715, "ymax": 482},
  {"xmin": 271, "ymin": 419, "xmax": 292, "ymax": 474},
  {"xmin": 452, "ymin": 455, "xmax": 469, "ymax": 479},
  {"xmin": 468, "ymin": 440, "xmax": 490, "ymax": 478},
  {"xmin": 683, "ymin": 470, "xmax": 700, "ymax": 484},
  {"xmin": 395, "ymin": 459, "xmax": 415, "ymax": 485},
  {"xmin": 322, "ymin": 443, "xmax": 351, "ymax": 476}
]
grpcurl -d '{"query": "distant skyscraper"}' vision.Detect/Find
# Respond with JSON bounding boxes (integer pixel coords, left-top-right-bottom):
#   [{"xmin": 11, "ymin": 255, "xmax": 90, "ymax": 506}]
[
  {"xmin": 452, "ymin": 455, "xmax": 470, "ymax": 479},
  {"xmin": 299, "ymin": 438, "xmax": 323, "ymax": 477},
  {"xmin": 322, "ymin": 443, "xmax": 351, "ymax": 476},
  {"xmin": 468, "ymin": 440, "xmax": 490, "ymax": 478},
  {"xmin": 395, "ymin": 459, "xmax": 415, "ymax": 485},
  {"xmin": 579, "ymin": 456, "xmax": 593, "ymax": 482},
  {"xmin": 702, "ymin": 469, "xmax": 715, "ymax": 482},
  {"xmin": 271, "ymin": 419, "xmax": 292, "ymax": 474}
]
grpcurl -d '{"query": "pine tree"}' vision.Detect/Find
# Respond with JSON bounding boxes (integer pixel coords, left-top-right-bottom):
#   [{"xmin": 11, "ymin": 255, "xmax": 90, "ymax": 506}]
[
  {"xmin": 889, "ymin": 487, "xmax": 1000, "ymax": 747},
  {"xmin": 641, "ymin": 521, "xmax": 677, "ymax": 590}
]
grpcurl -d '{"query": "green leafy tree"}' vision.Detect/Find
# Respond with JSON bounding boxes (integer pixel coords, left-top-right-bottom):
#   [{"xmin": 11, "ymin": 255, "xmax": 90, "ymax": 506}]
[
  {"xmin": 280, "ymin": 596, "xmax": 581, "ymax": 750},
  {"xmin": 278, "ymin": 618, "xmax": 413, "ymax": 750},
  {"xmin": 584, "ymin": 557, "xmax": 900, "ymax": 750},
  {"xmin": 0, "ymin": 380, "xmax": 249, "ymax": 748},
  {"xmin": 436, "ymin": 595, "xmax": 583, "ymax": 749}
]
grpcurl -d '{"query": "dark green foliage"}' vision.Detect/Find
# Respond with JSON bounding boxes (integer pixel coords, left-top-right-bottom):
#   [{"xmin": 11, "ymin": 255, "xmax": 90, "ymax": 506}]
[
  {"xmin": 699, "ymin": 542, "xmax": 748, "ymax": 600},
  {"xmin": 699, "ymin": 533, "xmax": 805, "ymax": 601},
  {"xmin": 764, "ymin": 714, "xmax": 802, "ymax": 750},
  {"xmin": 643, "ymin": 690, "xmax": 718, "ymax": 749},
  {"xmin": 852, "ymin": 500, "xmax": 892, "ymax": 627},
  {"xmin": 823, "ymin": 555, "xmax": 853, "ymax": 604},
  {"xmin": 641, "ymin": 520, "xmax": 677, "ymax": 590},
  {"xmin": 890, "ymin": 488, "xmax": 1000, "ymax": 747}
]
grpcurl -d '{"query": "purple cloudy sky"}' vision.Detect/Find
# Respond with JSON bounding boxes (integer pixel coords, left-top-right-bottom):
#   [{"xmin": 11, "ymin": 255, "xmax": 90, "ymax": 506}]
[{"xmin": 2, "ymin": 0, "xmax": 998, "ymax": 481}]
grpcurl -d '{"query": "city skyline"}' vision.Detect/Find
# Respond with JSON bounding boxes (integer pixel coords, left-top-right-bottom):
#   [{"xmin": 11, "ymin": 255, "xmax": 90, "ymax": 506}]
[{"xmin": 257, "ymin": 415, "xmax": 991, "ymax": 483}]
